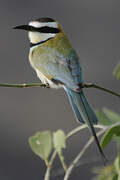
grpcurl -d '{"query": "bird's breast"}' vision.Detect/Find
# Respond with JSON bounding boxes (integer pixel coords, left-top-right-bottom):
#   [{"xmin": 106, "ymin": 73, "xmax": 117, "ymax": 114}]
[{"xmin": 29, "ymin": 45, "xmax": 61, "ymax": 69}]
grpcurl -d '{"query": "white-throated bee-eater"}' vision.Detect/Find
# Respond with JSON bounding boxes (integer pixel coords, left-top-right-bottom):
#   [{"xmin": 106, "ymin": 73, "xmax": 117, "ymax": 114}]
[{"xmin": 14, "ymin": 17, "xmax": 106, "ymax": 164}]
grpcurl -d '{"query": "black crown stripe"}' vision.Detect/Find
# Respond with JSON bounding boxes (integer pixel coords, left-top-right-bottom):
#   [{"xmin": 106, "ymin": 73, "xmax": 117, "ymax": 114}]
[{"xmin": 35, "ymin": 17, "xmax": 55, "ymax": 23}]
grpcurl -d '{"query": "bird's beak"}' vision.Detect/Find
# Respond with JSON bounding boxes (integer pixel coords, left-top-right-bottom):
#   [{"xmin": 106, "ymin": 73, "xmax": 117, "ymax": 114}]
[{"xmin": 13, "ymin": 25, "xmax": 35, "ymax": 31}]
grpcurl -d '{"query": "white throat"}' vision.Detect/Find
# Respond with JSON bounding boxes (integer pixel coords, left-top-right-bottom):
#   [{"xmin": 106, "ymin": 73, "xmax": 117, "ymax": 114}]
[{"xmin": 28, "ymin": 32, "xmax": 56, "ymax": 44}]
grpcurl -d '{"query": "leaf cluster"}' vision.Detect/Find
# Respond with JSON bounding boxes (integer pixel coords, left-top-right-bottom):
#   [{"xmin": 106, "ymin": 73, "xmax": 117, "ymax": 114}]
[{"xmin": 29, "ymin": 130, "xmax": 67, "ymax": 169}]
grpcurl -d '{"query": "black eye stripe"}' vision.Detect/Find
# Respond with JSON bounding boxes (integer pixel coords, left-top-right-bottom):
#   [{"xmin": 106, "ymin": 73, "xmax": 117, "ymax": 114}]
[
  {"xmin": 29, "ymin": 26, "xmax": 60, "ymax": 34},
  {"xmin": 37, "ymin": 26, "xmax": 60, "ymax": 33}
]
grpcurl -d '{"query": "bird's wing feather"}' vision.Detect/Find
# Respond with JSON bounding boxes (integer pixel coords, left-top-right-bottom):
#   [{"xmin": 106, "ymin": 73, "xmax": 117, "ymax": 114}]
[{"xmin": 44, "ymin": 50, "xmax": 83, "ymax": 90}]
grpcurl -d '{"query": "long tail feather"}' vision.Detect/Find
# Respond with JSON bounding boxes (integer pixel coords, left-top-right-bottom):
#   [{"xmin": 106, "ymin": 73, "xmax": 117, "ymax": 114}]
[{"xmin": 64, "ymin": 87, "xmax": 107, "ymax": 164}]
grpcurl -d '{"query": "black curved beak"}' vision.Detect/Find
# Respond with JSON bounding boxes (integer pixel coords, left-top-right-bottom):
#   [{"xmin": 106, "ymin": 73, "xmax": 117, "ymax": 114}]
[{"xmin": 13, "ymin": 25, "xmax": 36, "ymax": 31}]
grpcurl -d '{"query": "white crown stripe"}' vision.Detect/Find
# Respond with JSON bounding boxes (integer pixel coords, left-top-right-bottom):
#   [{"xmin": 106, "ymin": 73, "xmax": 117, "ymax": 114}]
[{"xmin": 29, "ymin": 21, "xmax": 58, "ymax": 28}]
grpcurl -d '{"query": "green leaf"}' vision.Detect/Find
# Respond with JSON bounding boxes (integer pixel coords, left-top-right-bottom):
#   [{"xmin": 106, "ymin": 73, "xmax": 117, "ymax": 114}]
[
  {"xmin": 113, "ymin": 136, "xmax": 120, "ymax": 144},
  {"xmin": 103, "ymin": 108, "xmax": 120, "ymax": 123},
  {"xmin": 93, "ymin": 165, "xmax": 118, "ymax": 180},
  {"xmin": 100, "ymin": 125, "xmax": 120, "ymax": 149},
  {"xmin": 53, "ymin": 130, "xmax": 67, "ymax": 171},
  {"xmin": 53, "ymin": 130, "xmax": 66, "ymax": 152},
  {"xmin": 113, "ymin": 63, "xmax": 120, "ymax": 80},
  {"xmin": 114, "ymin": 157, "xmax": 120, "ymax": 174},
  {"xmin": 29, "ymin": 131, "xmax": 52, "ymax": 162},
  {"xmin": 95, "ymin": 110, "xmax": 113, "ymax": 126},
  {"xmin": 95, "ymin": 108, "xmax": 120, "ymax": 126},
  {"xmin": 114, "ymin": 155, "xmax": 120, "ymax": 179}
]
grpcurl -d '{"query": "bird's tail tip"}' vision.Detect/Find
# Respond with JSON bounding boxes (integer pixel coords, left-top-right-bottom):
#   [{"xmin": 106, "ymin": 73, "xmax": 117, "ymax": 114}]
[{"xmin": 101, "ymin": 154, "xmax": 108, "ymax": 166}]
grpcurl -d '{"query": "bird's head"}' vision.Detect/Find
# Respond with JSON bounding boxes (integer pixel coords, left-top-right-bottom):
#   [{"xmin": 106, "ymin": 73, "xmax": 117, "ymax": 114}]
[{"xmin": 14, "ymin": 17, "xmax": 62, "ymax": 44}]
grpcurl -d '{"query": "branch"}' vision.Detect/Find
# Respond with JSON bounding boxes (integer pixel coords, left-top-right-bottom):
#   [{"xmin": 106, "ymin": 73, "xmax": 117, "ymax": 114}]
[
  {"xmin": 0, "ymin": 82, "xmax": 119, "ymax": 98},
  {"xmin": 0, "ymin": 83, "xmax": 49, "ymax": 88},
  {"xmin": 83, "ymin": 83, "xmax": 120, "ymax": 98},
  {"xmin": 64, "ymin": 122, "xmax": 120, "ymax": 180}
]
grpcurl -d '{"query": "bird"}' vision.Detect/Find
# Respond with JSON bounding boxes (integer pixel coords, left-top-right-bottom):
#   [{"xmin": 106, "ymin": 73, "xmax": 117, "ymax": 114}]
[{"xmin": 14, "ymin": 17, "xmax": 107, "ymax": 164}]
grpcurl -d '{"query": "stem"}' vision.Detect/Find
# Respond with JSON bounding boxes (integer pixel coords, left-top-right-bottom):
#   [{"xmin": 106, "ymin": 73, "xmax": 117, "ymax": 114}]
[
  {"xmin": 44, "ymin": 151, "xmax": 57, "ymax": 180},
  {"xmin": 49, "ymin": 150, "xmax": 57, "ymax": 166},
  {"xmin": 83, "ymin": 83, "xmax": 120, "ymax": 98},
  {"xmin": 44, "ymin": 167, "xmax": 51, "ymax": 180},
  {"xmin": 66, "ymin": 125, "xmax": 87, "ymax": 139},
  {"xmin": 58, "ymin": 151, "xmax": 68, "ymax": 171},
  {"xmin": 0, "ymin": 82, "xmax": 119, "ymax": 98}
]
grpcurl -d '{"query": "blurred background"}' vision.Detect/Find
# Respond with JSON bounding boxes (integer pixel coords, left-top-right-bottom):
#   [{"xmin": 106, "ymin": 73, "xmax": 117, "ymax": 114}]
[{"xmin": 0, "ymin": 0, "xmax": 120, "ymax": 179}]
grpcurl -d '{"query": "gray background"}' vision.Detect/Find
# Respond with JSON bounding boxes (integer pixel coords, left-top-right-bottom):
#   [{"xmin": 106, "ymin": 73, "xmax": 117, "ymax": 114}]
[{"xmin": 0, "ymin": 0, "xmax": 120, "ymax": 179}]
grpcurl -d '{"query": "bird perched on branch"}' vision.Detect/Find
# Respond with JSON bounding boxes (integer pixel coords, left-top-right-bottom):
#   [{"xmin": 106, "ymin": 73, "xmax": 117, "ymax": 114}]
[{"xmin": 14, "ymin": 17, "xmax": 106, "ymax": 164}]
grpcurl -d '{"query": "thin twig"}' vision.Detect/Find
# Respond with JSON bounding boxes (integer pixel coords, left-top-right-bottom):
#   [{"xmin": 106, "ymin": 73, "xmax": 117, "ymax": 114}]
[
  {"xmin": 83, "ymin": 83, "xmax": 120, "ymax": 98},
  {"xmin": 0, "ymin": 82, "xmax": 119, "ymax": 98},
  {"xmin": 0, "ymin": 83, "xmax": 49, "ymax": 88},
  {"xmin": 49, "ymin": 151, "xmax": 57, "ymax": 166},
  {"xmin": 64, "ymin": 122, "xmax": 120, "ymax": 180},
  {"xmin": 66, "ymin": 125, "xmax": 87, "ymax": 139},
  {"xmin": 44, "ymin": 151, "xmax": 57, "ymax": 180},
  {"xmin": 44, "ymin": 166, "xmax": 51, "ymax": 180},
  {"xmin": 66, "ymin": 124, "xmax": 105, "ymax": 139}
]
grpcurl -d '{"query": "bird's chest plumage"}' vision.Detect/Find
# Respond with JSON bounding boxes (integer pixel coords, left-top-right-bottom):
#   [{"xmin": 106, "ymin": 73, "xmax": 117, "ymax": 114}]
[
  {"xmin": 29, "ymin": 34, "xmax": 72, "ymax": 70},
  {"xmin": 29, "ymin": 44, "xmax": 67, "ymax": 88}
]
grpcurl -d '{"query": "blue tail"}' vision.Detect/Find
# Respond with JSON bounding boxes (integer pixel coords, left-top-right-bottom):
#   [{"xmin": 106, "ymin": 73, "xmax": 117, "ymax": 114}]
[
  {"xmin": 65, "ymin": 88, "xmax": 98, "ymax": 124},
  {"xmin": 64, "ymin": 87, "xmax": 107, "ymax": 164}
]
